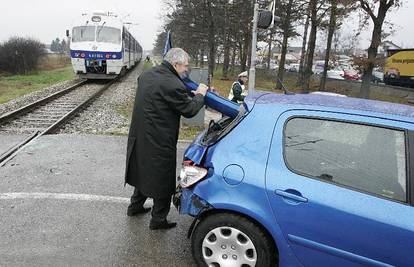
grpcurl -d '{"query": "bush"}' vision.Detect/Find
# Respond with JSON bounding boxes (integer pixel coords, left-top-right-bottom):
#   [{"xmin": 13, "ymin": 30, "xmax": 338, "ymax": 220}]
[{"xmin": 0, "ymin": 37, "xmax": 45, "ymax": 74}]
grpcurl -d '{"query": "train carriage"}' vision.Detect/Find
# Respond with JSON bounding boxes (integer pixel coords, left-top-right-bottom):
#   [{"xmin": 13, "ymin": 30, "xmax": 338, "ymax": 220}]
[{"xmin": 68, "ymin": 11, "xmax": 142, "ymax": 79}]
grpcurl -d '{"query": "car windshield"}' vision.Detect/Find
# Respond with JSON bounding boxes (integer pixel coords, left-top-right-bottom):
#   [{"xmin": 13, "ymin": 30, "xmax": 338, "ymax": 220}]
[
  {"xmin": 96, "ymin": 26, "xmax": 121, "ymax": 44},
  {"xmin": 72, "ymin": 26, "xmax": 96, "ymax": 42}
]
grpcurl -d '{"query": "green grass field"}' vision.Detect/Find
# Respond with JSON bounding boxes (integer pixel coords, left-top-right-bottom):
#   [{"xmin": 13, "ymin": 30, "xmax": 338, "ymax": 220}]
[{"xmin": 0, "ymin": 63, "xmax": 75, "ymax": 104}]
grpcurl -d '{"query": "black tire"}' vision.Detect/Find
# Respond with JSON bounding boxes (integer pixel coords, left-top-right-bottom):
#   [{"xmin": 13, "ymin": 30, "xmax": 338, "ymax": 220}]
[{"xmin": 191, "ymin": 213, "xmax": 277, "ymax": 267}]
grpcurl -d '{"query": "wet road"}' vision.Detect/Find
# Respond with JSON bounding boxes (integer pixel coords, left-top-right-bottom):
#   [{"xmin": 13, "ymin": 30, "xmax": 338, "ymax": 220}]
[{"xmin": 0, "ymin": 134, "xmax": 196, "ymax": 266}]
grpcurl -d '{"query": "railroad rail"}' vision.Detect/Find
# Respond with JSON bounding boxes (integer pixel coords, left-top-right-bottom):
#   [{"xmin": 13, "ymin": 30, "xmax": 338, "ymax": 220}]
[{"xmin": 0, "ymin": 79, "xmax": 117, "ymax": 166}]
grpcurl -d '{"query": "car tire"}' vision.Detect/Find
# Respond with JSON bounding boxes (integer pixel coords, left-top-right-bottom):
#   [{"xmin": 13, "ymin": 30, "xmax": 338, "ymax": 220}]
[{"xmin": 191, "ymin": 213, "xmax": 277, "ymax": 267}]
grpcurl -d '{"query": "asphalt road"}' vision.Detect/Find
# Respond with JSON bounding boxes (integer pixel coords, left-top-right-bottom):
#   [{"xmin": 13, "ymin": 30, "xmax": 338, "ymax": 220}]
[{"xmin": 0, "ymin": 134, "xmax": 196, "ymax": 266}]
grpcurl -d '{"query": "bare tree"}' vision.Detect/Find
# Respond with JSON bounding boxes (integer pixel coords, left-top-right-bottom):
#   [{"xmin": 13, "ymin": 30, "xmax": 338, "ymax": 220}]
[
  {"xmin": 297, "ymin": 5, "xmax": 310, "ymax": 87},
  {"xmin": 320, "ymin": 0, "xmax": 355, "ymax": 91},
  {"xmin": 357, "ymin": 0, "xmax": 402, "ymax": 98},
  {"xmin": 303, "ymin": 0, "xmax": 329, "ymax": 93},
  {"xmin": 276, "ymin": 0, "xmax": 301, "ymax": 89}
]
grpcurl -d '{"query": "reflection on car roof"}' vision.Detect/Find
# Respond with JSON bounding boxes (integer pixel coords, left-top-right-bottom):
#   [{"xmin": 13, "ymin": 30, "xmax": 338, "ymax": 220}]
[{"xmin": 245, "ymin": 92, "xmax": 414, "ymax": 120}]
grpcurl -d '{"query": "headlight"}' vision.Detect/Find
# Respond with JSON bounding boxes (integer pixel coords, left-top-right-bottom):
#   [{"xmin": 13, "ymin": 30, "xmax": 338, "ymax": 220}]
[{"xmin": 178, "ymin": 163, "xmax": 208, "ymax": 188}]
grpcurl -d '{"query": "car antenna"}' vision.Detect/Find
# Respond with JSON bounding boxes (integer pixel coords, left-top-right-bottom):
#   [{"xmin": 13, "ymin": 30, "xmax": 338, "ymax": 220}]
[{"xmin": 276, "ymin": 76, "xmax": 295, "ymax": 95}]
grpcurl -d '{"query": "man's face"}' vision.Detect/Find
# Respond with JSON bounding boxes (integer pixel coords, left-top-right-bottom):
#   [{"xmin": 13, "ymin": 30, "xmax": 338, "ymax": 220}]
[{"xmin": 173, "ymin": 59, "xmax": 189, "ymax": 77}]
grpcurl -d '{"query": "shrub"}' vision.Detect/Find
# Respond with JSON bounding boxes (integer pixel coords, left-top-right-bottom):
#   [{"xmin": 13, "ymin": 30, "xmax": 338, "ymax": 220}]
[{"xmin": 0, "ymin": 37, "xmax": 45, "ymax": 74}]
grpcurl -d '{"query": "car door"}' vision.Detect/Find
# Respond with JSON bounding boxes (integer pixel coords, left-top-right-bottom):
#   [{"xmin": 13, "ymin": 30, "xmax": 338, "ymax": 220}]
[{"xmin": 265, "ymin": 110, "xmax": 414, "ymax": 267}]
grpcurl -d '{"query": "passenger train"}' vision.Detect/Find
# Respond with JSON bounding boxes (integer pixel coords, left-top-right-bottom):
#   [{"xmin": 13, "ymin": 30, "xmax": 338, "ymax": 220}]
[{"xmin": 67, "ymin": 11, "xmax": 142, "ymax": 79}]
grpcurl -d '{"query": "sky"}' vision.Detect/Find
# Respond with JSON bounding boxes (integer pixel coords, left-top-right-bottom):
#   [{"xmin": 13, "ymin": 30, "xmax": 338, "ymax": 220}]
[
  {"xmin": 348, "ymin": 0, "xmax": 414, "ymax": 49},
  {"xmin": 0, "ymin": 0, "xmax": 413, "ymax": 51},
  {"xmin": 0, "ymin": 0, "xmax": 164, "ymax": 50}
]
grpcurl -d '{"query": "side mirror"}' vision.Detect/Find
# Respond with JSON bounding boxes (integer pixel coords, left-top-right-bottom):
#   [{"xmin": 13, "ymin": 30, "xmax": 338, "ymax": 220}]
[{"xmin": 66, "ymin": 29, "xmax": 70, "ymax": 38}]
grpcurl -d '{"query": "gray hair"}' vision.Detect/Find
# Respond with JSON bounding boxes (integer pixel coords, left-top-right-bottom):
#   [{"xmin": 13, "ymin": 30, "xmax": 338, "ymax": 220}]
[{"xmin": 164, "ymin": 48, "xmax": 189, "ymax": 64}]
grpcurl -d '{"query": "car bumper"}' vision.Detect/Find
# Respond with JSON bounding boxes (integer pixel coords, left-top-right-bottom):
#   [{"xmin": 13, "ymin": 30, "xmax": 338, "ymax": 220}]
[{"xmin": 173, "ymin": 186, "xmax": 212, "ymax": 216}]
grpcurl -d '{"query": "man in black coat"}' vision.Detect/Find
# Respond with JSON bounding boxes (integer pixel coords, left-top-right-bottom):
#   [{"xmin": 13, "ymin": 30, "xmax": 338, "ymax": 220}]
[{"xmin": 125, "ymin": 48, "xmax": 208, "ymax": 230}]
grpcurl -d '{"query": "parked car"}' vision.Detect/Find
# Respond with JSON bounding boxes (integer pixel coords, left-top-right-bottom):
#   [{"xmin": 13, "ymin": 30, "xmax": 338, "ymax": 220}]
[
  {"xmin": 312, "ymin": 61, "xmax": 325, "ymax": 75},
  {"xmin": 372, "ymin": 68, "xmax": 384, "ymax": 84},
  {"xmin": 174, "ymin": 92, "xmax": 414, "ymax": 267},
  {"xmin": 326, "ymin": 68, "xmax": 345, "ymax": 80},
  {"xmin": 342, "ymin": 68, "xmax": 361, "ymax": 81},
  {"xmin": 287, "ymin": 63, "xmax": 300, "ymax": 73}
]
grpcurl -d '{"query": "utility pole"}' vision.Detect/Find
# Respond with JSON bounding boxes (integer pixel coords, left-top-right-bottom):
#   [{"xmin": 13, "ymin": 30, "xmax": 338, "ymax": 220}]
[
  {"xmin": 248, "ymin": 2, "xmax": 259, "ymax": 94},
  {"xmin": 248, "ymin": 1, "xmax": 280, "ymax": 94}
]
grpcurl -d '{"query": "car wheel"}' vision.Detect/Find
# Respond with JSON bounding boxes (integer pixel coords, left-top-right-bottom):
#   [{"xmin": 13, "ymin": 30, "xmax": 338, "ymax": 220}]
[{"xmin": 191, "ymin": 213, "xmax": 277, "ymax": 267}]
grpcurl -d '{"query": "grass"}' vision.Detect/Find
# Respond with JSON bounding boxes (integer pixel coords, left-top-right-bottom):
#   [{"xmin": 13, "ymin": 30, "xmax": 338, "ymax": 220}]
[
  {"xmin": 0, "ymin": 65, "xmax": 75, "ymax": 104},
  {"xmin": 179, "ymin": 126, "xmax": 204, "ymax": 141}
]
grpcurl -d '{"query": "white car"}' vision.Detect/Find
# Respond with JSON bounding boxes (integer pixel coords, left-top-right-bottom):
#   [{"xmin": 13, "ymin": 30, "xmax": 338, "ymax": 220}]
[{"xmin": 327, "ymin": 68, "xmax": 345, "ymax": 80}]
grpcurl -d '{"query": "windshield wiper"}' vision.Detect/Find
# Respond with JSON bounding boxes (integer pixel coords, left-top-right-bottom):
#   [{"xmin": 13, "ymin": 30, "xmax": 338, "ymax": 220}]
[
  {"xmin": 97, "ymin": 22, "xmax": 106, "ymax": 38},
  {"xmin": 81, "ymin": 21, "xmax": 89, "ymax": 38}
]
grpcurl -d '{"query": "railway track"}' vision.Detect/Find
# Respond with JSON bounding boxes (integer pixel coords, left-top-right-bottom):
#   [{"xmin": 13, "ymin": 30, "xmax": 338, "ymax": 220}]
[{"xmin": 0, "ymin": 79, "xmax": 118, "ymax": 166}]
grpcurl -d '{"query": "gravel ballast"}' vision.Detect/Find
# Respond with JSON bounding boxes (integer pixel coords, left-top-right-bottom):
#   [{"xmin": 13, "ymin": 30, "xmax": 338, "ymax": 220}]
[
  {"xmin": 59, "ymin": 64, "xmax": 144, "ymax": 135},
  {"xmin": 0, "ymin": 79, "xmax": 82, "ymax": 116}
]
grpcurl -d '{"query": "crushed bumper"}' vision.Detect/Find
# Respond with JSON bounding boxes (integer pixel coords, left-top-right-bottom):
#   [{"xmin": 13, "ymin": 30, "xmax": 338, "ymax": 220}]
[{"xmin": 173, "ymin": 186, "xmax": 211, "ymax": 216}]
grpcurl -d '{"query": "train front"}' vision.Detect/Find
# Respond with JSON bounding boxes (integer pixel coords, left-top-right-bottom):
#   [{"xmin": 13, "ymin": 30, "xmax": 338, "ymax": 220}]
[{"xmin": 69, "ymin": 12, "xmax": 123, "ymax": 79}]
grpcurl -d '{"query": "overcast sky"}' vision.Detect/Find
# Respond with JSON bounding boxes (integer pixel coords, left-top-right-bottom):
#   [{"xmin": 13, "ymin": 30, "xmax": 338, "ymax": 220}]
[
  {"xmin": 0, "ymin": 0, "xmax": 164, "ymax": 50},
  {"xmin": 0, "ymin": 1, "xmax": 413, "ymax": 51}
]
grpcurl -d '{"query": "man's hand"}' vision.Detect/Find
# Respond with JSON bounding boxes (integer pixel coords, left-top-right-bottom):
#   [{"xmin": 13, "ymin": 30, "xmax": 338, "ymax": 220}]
[{"xmin": 194, "ymin": 83, "xmax": 208, "ymax": 96}]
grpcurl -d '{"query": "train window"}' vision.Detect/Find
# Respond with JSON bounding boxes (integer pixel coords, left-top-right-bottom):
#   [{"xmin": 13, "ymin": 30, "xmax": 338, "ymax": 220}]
[
  {"xmin": 72, "ymin": 26, "xmax": 96, "ymax": 42},
  {"xmin": 97, "ymin": 26, "xmax": 121, "ymax": 44}
]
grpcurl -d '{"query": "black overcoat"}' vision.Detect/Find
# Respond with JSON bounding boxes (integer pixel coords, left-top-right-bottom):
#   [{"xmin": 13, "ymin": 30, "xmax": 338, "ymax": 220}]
[{"xmin": 125, "ymin": 61, "xmax": 205, "ymax": 198}]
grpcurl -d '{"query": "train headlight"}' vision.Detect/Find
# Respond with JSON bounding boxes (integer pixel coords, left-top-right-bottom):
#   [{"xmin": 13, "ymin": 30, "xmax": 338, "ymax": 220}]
[
  {"xmin": 112, "ymin": 54, "xmax": 117, "ymax": 59},
  {"xmin": 92, "ymin": 16, "xmax": 101, "ymax": 22}
]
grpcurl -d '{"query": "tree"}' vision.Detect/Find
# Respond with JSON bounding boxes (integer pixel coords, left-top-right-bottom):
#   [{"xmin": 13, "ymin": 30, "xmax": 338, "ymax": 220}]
[
  {"xmin": 0, "ymin": 37, "xmax": 45, "ymax": 74},
  {"xmin": 50, "ymin": 38, "xmax": 61, "ymax": 53},
  {"xmin": 320, "ymin": 0, "xmax": 356, "ymax": 91},
  {"xmin": 276, "ymin": 0, "xmax": 302, "ymax": 89},
  {"xmin": 297, "ymin": 4, "xmax": 310, "ymax": 87},
  {"xmin": 303, "ymin": 0, "xmax": 328, "ymax": 93},
  {"xmin": 357, "ymin": 0, "xmax": 402, "ymax": 98}
]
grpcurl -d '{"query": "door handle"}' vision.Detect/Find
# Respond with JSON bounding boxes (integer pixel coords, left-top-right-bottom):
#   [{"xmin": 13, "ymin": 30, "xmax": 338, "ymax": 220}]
[{"xmin": 275, "ymin": 189, "xmax": 308, "ymax": 203}]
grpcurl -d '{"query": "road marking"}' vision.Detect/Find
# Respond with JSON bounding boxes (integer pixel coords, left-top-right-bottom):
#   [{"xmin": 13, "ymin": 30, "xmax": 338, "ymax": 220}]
[
  {"xmin": 0, "ymin": 192, "xmax": 174, "ymax": 207},
  {"xmin": 0, "ymin": 192, "xmax": 130, "ymax": 203}
]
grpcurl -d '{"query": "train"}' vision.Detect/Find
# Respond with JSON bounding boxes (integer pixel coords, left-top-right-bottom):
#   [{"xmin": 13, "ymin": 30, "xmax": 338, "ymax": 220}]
[{"xmin": 67, "ymin": 11, "xmax": 142, "ymax": 79}]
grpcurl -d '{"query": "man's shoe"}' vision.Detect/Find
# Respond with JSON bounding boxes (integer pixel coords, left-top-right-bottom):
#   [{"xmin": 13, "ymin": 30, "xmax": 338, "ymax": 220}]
[
  {"xmin": 149, "ymin": 220, "xmax": 177, "ymax": 230},
  {"xmin": 127, "ymin": 205, "xmax": 151, "ymax": 216}
]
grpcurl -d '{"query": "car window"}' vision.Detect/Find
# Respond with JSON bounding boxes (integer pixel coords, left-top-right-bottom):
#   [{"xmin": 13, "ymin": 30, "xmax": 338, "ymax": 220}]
[{"xmin": 284, "ymin": 118, "xmax": 407, "ymax": 202}]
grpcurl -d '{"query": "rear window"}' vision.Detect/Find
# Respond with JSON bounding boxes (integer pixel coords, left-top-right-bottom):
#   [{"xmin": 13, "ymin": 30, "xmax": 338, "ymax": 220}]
[
  {"xmin": 284, "ymin": 118, "xmax": 407, "ymax": 202},
  {"xmin": 202, "ymin": 105, "xmax": 247, "ymax": 145}
]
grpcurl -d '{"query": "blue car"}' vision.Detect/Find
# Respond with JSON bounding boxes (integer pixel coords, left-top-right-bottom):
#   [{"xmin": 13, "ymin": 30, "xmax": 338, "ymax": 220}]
[{"xmin": 174, "ymin": 92, "xmax": 414, "ymax": 267}]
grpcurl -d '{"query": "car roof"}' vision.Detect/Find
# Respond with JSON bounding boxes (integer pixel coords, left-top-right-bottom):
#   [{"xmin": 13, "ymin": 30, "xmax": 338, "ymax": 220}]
[{"xmin": 245, "ymin": 92, "xmax": 414, "ymax": 120}]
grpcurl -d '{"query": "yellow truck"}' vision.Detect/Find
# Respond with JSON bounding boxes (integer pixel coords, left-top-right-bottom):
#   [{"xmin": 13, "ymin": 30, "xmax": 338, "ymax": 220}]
[{"xmin": 384, "ymin": 49, "xmax": 414, "ymax": 87}]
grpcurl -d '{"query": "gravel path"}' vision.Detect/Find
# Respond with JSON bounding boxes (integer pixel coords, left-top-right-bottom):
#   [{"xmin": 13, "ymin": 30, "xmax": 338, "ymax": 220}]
[
  {"xmin": 58, "ymin": 63, "xmax": 144, "ymax": 135},
  {"xmin": 0, "ymin": 79, "xmax": 83, "ymax": 117}
]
